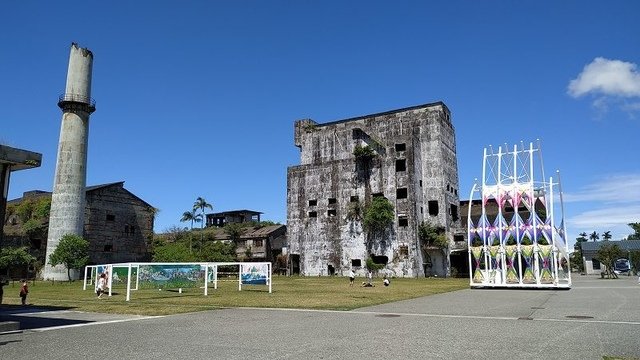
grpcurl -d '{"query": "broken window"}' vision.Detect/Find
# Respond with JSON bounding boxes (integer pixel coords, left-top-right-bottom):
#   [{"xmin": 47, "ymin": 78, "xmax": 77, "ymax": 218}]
[
  {"xmin": 327, "ymin": 209, "xmax": 337, "ymax": 217},
  {"xmin": 454, "ymin": 234, "xmax": 465, "ymax": 242},
  {"xmin": 350, "ymin": 195, "xmax": 359, "ymax": 202},
  {"xmin": 106, "ymin": 214, "xmax": 115, "ymax": 221},
  {"xmin": 351, "ymin": 259, "xmax": 362, "ymax": 267},
  {"xmin": 395, "ymin": 143, "xmax": 406, "ymax": 152},
  {"xmin": 396, "ymin": 188, "xmax": 408, "ymax": 199},
  {"xmin": 371, "ymin": 255, "xmax": 388, "ymax": 265},
  {"xmin": 419, "ymin": 180, "xmax": 422, "ymax": 187},
  {"xmin": 428, "ymin": 201, "xmax": 439, "ymax": 216},
  {"xmin": 308, "ymin": 211, "xmax": 317, "ymax": 218},
  {"xmin": 104, "ymin": 245, "xmax": 113, "ymax": 252},
  {"xmin": 372, "ymin": 192, "xmax": 384, "ymax": 198},
  {"xmin": 328, "ymin": 198, "xmax": 337, "ymax": 204},
  {"xmin": 398, "ymin": 216, "xmax": 408, "ymax": 227},
  {"xmin": 450, "ymin": 204, "xmax": 459, "ymax": 221},
  {"xmin": 396, "ymin": 159, "xmax": 406, "ymax": 172},
  {"xmin": 308, "ymin": 199, "xmax": 317, "ymax": 206},
  {"xmin": 399, "ymin": 245, "xmax": 409, "ymax": 257},
  {"xmin": 254, "ymin": 239, "xmax": 263, "ymax": 247}
]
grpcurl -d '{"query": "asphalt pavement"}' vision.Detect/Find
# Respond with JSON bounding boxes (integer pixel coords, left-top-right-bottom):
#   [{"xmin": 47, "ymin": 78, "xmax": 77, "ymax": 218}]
[{"xmin": 1, "ymin": 275, "xmax": 638, "ymax": 359}]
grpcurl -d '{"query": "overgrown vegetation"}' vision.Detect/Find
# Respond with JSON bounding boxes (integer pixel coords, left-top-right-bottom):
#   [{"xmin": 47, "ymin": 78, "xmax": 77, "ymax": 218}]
[
  {"xmin": 418, "ymin": 222, "xmax": 448, "ymax": 249},
  {"xmin": 353, "ymin": 144, "xmax": 375, "ymax": 159},
  {"xmin": 363, "ymin": 197, "xmax": 394, "ymax": 233}
]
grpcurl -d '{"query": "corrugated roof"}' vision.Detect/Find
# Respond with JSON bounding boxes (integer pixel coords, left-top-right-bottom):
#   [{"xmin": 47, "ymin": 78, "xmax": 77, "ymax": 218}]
[{"xmin": 581, "ymin": 240, "xmax": 640, "ymax": 251}]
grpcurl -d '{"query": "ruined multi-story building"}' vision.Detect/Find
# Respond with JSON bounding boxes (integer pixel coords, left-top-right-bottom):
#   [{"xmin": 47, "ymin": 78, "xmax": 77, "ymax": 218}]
[{"xmin": 287, "ymin": 102, "xmax": 463, "ymax": 277}]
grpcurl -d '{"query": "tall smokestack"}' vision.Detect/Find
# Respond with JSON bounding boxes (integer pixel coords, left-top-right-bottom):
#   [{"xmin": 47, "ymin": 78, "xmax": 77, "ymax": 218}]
[{"xmin": 44, "ymin": 43, "xmax": 95, "ymax": 280}]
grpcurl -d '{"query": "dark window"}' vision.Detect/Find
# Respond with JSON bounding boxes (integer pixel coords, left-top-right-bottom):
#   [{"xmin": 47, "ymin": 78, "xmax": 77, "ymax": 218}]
[
  {"xmin": 328, "ymin": 198, "xmax": 337, "ymax": 204},
  {"xmin": 592, "ymin": 259, "xmax": 601, "ymax": 270},
  {"xmin": 125, "ymin": 225, "xmax": 129, "ymax": 234},
  {"xmin": 351, "ymin": 259, "xmax": 362, "ymax": 267},
  {"xmin": 372, "ymin": 192, "xmax": 384, "ymax": 198},
  {"xmin": 308, "ymin": 199, "xmax": 317, "ymax": 206},
  {"xmin": 454, "ymin": 189, "xmax": 458, "ymax": 196},
  {"xmin": 421, "ymin": 207, "xmax": 423, "ymax": 214},
  {"xmin": 395, "ymin": 143, "xmax": 406, "ymax": 152},
  {"xmin": 104, "ymin": 245, "xmax": 113, "ymax": 252},
  {"xmin": 419, "ymin": 180, "xmax": 422, "ymax": 187},
  {"xmin": 454, "ymin": 234, "xmax": 465, "ymax": 242},
  {"xmin": 399, "ymin": 245, "xmax": 409, "ymax": 257},
  {"xmin": 106, "ymin": 214, "xmax": 115, "ymax": 221},
  {"xmin": 428, "ymin": 201, "xmax": 439, "ymax": 216},
  {"xmin": 371, "ymin": 255, "xmax": 388, "ymax": 265},
  {"xmin": 396, "ymin": 159, "xmax": 406, "ymax": 172},
  {"xmin": 451, "ymin": 204, "xmax": 459, "ymax": 222},
  {"xmin": 308, "ymin": 211, "xmax": 317, "ymax": 218},
  {"xmin": 447, "ymin": 184, "xmax": 450, "ymax": 191},
  {"xmin": 254, "ymin": 239, "xmax": 263, "ymax": 247},
  {"xmin": 398, "ymin": 217, "xmax": 408, "ymax": 227},
  {"xmin": 327, "ymin": 209, "xmax": 337, "ymax": 217},
  {"xmin": 350, "ymin": 196, "xmax": 359, "ymax": 202},
  {"xmin": 396, "ymin": 188, "xmax": 408, "ymax": 199}
]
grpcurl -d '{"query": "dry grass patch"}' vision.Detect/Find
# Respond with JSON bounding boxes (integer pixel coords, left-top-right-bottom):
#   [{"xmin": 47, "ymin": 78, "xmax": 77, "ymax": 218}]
[{"xmin": 1, "ymin": 276, "xmax": 468, "ymax": 316}]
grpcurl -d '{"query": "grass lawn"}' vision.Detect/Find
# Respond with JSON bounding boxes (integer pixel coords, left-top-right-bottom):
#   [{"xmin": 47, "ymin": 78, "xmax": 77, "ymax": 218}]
[{"xmin": 1, "ymin": 276, "xmax": 468, "ymax": 316}]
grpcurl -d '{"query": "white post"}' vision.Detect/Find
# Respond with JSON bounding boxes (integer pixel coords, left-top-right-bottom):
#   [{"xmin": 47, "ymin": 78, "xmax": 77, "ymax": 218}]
[
  {"xmin": 467, "ymin": 183, "xmax": 478, "ymax": 286},
  {"xmin": 204, "ymin": 264, "xmax": 209, "ymax": 296},
  {"xmin": 549, "ymin": 177, "xmax": 559, "ymax": 283},
  {"xmin": 214, "ymin": 265, "xmax": 218, "ymax": 290},
  {"xmin": 108, "ymin": 264, "xmax": 113, "ymax": 297},
  {"xmin": 83, "ymin": 266, "xmax": 88, "ymax": 290},
  {"xmin": 238, "ymin": 264, "xmax": 242, "ymax": 291},
  {"xmin": 126, "ymin": 263, "xmax": 132, "ymax": 302},
  {"xmin": 481, "ymin": 147, "xmax": 489, "ymax": 284},
  {"xmin": 268, "ymin": 262, "xmax": 272, "ymax": 294}
]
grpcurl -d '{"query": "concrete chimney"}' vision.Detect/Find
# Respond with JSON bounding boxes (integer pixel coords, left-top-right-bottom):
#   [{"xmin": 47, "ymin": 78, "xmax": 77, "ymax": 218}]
[{"xmin": 44, "ymin": 43, "xmax": 95, "ymax": 280}]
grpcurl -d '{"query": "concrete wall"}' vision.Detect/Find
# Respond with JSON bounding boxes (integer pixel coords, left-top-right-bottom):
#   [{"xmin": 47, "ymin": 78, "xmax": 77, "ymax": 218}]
[{"xmin": 287, "ymin": 103, "xmax": 461, "ymax": 277}]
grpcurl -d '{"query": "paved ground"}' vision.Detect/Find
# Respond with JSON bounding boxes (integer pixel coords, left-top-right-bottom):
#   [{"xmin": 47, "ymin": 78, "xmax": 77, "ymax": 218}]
[{"xmin": 0, "ymin": 275, "xmax": 638, "ymax": 359}]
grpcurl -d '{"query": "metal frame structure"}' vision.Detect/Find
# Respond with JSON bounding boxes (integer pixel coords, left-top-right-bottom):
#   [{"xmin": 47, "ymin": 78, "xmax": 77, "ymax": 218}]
[
  {"xmin": 83, "ymin": 262, "xmax": 272, "ymax": 301},
  {"xmin": 467, "ymin": 142, "xmax": 571, "ymax": 288}
]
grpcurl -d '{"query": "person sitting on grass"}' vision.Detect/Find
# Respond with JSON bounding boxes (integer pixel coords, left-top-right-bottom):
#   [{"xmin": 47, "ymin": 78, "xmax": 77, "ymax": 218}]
[{"xmin": 383, "ymin": 276, "xmax": 390, "ymax": 287}]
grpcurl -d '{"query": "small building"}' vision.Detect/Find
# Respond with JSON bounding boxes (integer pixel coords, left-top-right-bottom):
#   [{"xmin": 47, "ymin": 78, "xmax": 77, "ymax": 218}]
[
  {"xmin": 580, "ymin": 240, "xmax": 640, "ymax": 275},
  {"xmin": 206, "ymin": 210, "xmax": 262, "ymax": 227},
  {"xmin": 209, "ymin": 223, "xmax": 286, "ymax": 263}
]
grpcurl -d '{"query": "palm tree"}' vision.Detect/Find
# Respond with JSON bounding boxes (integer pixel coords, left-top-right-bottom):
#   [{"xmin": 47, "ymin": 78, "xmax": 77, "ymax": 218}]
[
  {"xmin": 193, "ymin": 197, "xmax": 213, "ymax": 251},
  {"xmin": 180, "ymin": 209, "xmax": 201, "ymax": 252},
  {"xmin": 589, "ymin": 231, "xmax": 599, "ymax": 242},
  {"xmin": 602, "ymin": 231, "xmax": 612, "ymax": 241}
]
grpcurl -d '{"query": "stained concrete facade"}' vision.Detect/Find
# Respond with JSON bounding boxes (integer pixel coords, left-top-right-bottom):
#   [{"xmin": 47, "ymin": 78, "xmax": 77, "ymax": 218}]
[
  {"xmin": 287, "ymin": 102, "xmax": 462, "ymax": 277},
  {"xmin": 45, "ymin": 43, "xmax": 96, "ymax": 280},
  {"xmin": 6, "ymin": 182, "xmax": 154, "ymax": 273}
]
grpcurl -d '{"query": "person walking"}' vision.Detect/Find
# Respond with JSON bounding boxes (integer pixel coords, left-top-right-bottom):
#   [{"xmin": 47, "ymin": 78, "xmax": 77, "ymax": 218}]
[
  {"xmin": 19, "ymin": 280, "xmax": 29, "ymax": 305},
  {"xmin": 349, "ymin": 269, "xmax": 355, "ymax": 286}
]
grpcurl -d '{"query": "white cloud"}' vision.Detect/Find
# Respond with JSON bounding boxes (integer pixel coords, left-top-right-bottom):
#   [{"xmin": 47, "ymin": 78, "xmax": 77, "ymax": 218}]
[
  {"xmin": 567, "ymin": 205, "xmax": 640, "ymax": 240},
  {"xmin": 563, "ymin": 173, "xmax": 640, "ymax": 203},
  {"xmin": 568, "ymin": 57, "xmax": 640, "ymax": 98}
]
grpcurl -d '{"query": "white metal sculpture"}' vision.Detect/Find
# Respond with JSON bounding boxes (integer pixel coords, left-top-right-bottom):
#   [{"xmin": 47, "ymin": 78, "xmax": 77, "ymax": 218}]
[{"xmin": 467, "ymin": 141, "xmax": 571, "ymax": 288}]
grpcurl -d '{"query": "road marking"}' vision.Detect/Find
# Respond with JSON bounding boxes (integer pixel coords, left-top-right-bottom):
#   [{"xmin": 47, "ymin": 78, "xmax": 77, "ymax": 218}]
[
  {"xmin": 237, "ymin": 306, "xmax": 640, "ymax": 326},
  {"xmin": 31, "ymin": 316, "xmax": 161, "ymax": 332}
]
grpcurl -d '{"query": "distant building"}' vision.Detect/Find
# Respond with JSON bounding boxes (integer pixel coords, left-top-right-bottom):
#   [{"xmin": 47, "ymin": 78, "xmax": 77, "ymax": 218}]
[
  {"xmin": 287, "ymin": 102, "xmax": 463, "ymax": 277},
  {"xmin": 4, "ymin": 182, "xmax": 155, "ymax": 275},
  {"xmin": 206, "ymin": 210, "xmax": 262, "ymax": 227},
  {"xmin": 580, "ymin": 240, "xmax": 640, "ymax": 275},
  {"xmin": 208, "ymin": 223, "xmax": 287, "ymax": 263}
]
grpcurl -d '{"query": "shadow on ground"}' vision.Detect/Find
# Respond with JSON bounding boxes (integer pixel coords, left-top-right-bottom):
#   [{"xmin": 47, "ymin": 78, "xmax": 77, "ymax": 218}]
[{"xmin": 0, "ymin": 304, "xmax": 92, "ymax": 331}]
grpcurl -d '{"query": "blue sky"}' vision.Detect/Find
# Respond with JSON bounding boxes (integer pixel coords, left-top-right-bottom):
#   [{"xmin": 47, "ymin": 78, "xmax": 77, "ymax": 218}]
[{"xmin": 2, "ymin": 1, "xmax": 639, "ymax": 246}]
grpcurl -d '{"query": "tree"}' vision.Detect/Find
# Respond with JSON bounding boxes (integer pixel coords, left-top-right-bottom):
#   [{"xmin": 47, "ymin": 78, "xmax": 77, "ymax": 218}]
[
  {"xmin": 152, "ymin": 242, "xmax": 197, "ymax": 262},
  {"xmin": 627, "ymin": 223, "xmax": 640, "ymax": 240},
  {"xmin": 180, "ymin": 209, "xmax": 201, "ymax": 252},
  {"xmin": 201, "ymin": 241, "xmax": 236, "ymax": 262},
  {"xmin": 224, "ymin": 223, "xmax": 245, "ymax": 242},
  {"xmin": 595, "ymin": 241, "xmax": 623, "ymax": 279},
  {"xmin": 0, "ymin": 246, "xmax": 36, "ymax": 276},
  {"xmin": 589, "ymin": 231, "xmax": 599, "ymax": 242},
  {"xmin": 602, "ymin": 231, "xmax": 612, "ymax": 241},
  {"xmin": 573, "ymin": 233, "xmax": 588, "ymax": 272},
  {"xmin": 193, "ymin": 197, "xmax": 213, "ymax": 253},
  {"xmin": 48, "ymin": 234, "xmax": 89, "ymax": 281}
]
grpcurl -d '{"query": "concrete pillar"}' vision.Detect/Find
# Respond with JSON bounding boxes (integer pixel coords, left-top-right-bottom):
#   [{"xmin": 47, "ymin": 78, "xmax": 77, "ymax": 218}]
[{"xmin": 44, "ymin": 43, "xmax": 95, "ymax": 280}]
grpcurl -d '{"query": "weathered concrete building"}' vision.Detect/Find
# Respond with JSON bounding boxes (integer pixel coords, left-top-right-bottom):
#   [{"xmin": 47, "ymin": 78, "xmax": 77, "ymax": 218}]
[
  {"xmin": 5, "ymin": 182, "xmax": 154, "ymax": 272},
  {"xmin": 287, "ymin": 102, "xmax": 462, "ymax": 277}
]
